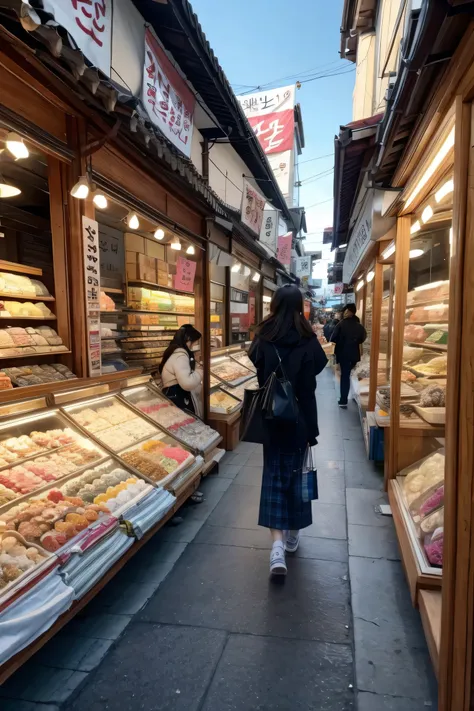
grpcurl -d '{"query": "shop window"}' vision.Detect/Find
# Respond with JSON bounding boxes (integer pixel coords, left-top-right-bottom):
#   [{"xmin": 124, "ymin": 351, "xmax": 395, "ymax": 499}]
[{"xmin": 0, "ymin": 129, "xmax": 73, "ymax": 389}]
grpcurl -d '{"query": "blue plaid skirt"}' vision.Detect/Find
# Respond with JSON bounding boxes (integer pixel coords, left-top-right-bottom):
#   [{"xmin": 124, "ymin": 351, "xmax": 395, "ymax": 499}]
[{"xmin": 258, "ymin": 446, "xmax": 313, "ymax": 531}]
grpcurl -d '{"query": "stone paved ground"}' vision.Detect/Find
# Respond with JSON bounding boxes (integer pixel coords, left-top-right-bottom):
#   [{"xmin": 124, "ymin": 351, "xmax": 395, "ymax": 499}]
[{"xmin": 0, "ymin": 369, "xmax": 438, "ymax": 710}]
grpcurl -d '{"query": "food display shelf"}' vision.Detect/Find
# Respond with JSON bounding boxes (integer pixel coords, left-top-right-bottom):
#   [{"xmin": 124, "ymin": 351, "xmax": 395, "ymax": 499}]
[
  {"xmin": 116, "ymin": 433, "xmax": 195, "ymax": 489},
  {"xmin": 0, "ymin": 294, "xmax": 55, "ymax": 302},
  {"xmin": 210, "ymin": 354, "xmax": 255, "ymax": 388},
  {"xmin": 210, "ymin": 388, "xmax": 242, "ymax": 415},
  {"xmin": 405, "ymin": 342, "xmax": 447, "ymax": 352},
  {"xmin": 127, "ymin": 280, "xmax": 195, "ymax": 298},
  {"xmin": 124, "ymin": 309, "xmax": 194, "ymax": 317}
]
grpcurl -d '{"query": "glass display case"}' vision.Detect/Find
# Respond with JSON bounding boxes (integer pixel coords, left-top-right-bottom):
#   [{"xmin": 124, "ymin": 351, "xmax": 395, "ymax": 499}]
[
  {"xmin": 210, "ymin": 281, "xmax": 225, "ymax": 350},
  {"xmin": 209, "ymin": 388, "xmax": 241, "ymax": 414},
  {"xmin": 118, "ymin": 432, "xmax": 195, "ymax": 487},
  {"xmin": 222, "ymin": 377, "xmax": 259, "ymax": 401},
  {"xmin": 62, "ymin": 395, "xmax": 159, "ymax": 452},
  {"xmin": 210, "ymin": 355, "xmax": 255, "ymax": 386},
  {"xmin": 0, "ymin": 409, "xmax": 107, "ymax": 508},
  {"xmin": 120, "ymin": 384, "xmax": 221, "ymax": 455},
  {"xmin": 230, "ymin": 351, "xmax": 256, "ymax": 373}
]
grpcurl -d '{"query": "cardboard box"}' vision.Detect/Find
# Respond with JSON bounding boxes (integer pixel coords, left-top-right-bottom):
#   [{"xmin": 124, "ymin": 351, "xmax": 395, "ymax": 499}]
[
  {"xmin": 145, "ymin": 240, "xmax": 165, "ymax": 259},
  {"xmin": 125, "ymin": 233, "xmax": 145, "ymax": 253},
  {"xmin": 126, "ymin": 263, "xmax": 138, "ymax": 280},
  {"xmin": 137, "ymin": 254, "xmax": 157, "ymax": 283}
]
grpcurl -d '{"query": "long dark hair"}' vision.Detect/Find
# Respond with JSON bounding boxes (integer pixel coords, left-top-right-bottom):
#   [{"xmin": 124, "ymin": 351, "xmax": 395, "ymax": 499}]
[
  {"xmin": 159, "ymin": 324, "xmax": 202, "ymax": 373},
  {"xmin": 256, "ymin": 284, "xmax": 313, "ymax": 342}
]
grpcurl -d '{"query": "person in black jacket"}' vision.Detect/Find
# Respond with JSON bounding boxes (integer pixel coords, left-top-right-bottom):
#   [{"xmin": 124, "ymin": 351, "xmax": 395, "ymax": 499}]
[
  {"xmin": 249, "ymin": 285, "xmax": 327, "ymax": 576},
  {"xmin": 331, "ymin": 303, "xmax": 367, "ymax": 408}
]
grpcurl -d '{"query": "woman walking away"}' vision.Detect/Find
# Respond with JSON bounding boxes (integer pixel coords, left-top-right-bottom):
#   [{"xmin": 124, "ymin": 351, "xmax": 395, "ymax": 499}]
[
  {"xmin": 159, "ymin": 324, "xmax": 203, "ymax": 415},
  {"xmin": 330, "ymin": 303, "xmax": 366, "ymax": 408},
  {"xmin": 249, "ymin": 285, "xmax": 327, "ymax": 576}
]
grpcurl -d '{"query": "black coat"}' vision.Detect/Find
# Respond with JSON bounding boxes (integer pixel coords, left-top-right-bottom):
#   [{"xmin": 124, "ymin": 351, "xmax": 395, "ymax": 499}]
[
  {"xmin": 331, "ymin": 317, "xmax": 367, "ymax": 364},
  {"xmin": 248, "ymin": 328, "xmax": 328, "ymax": 449}
]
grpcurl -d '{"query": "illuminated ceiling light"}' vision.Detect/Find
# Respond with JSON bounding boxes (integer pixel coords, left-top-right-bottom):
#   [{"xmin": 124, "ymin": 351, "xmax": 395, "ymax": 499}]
[
  {"xmin": 263, "ymin": 295, "xmax": 272, "ymax": 303},
  {"xmin": 127, "ymin": 212, "xmax": 139, "ymax": 230},
  {"xmin": 414, "ymin": 280, "xmax": 447, "ymax": 292},
  {"xmin": 435, "ymin": 178, "xmax": 454, "ymax": 203},
  {"xmin": 170, "ymin": 235, "xmax": 181, "ymax": 250},
  {"xmin": 338, "ymin": 243, "xmax": 348, "ymax": 249},
  {"xmin": 405, "ymin": 127, "xmax": 455, "ymax": 209},
  {"xmin": 382, "ymin": 241, "xmax": 395, "ymax": 259},
  {"xmin": 243, "ymin": 266, "xmax": 251, "ymax": 277},
  {"xmin": 409, "ymin": 248, "xmax": 424, "ymax": 259},
  {"xmin": 231, "ymin": 261, "xmax": 241, "ymax": 273},
  {"xmin": 421, "ymin": 205, "xmax": 434, "ymax": 223},
  {"xmin": 252, "ymin": 272, "xmax": 261, "ymax": 282},
  {"xmin": 186, "ymin": 245, "xmax": 195, "ymax": 255},
  {"xmin": 0, "ymin": 181, "xmax": 21, "ymax": 198},
  {"xmin": 154, "ymin": 228, "xmax": 165, "ymax": 240},
  {"xmin": 366, "ymin": 270, "xmax": 375, "ymax": 283},
  {"xmin": 5, "ymin": 132, "xmax": 29, "ymax": 160},
  {"xmin": 410, "ymin": 220, "xmax": 421, "ymax": 235},
  {"xmin": 92, "ymin": 191, "xmax": 107, "ymax": 209},
  {"xmin": 356, "ymin": 280, "xmax": 364, "ymax": 291},
  {"xmin": 70, "ymin": 176, "xmax": 90, "ymax": 199}
]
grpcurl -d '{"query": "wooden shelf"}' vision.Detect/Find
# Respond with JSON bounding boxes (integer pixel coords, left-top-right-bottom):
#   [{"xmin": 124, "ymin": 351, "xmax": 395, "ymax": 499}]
[
  {"xmin": 407, "ymin": 298, "xmax": 449, "ymax": 309},
  {"xmin": 405, "ymin": 341, "xmax": 447, "ymax": 352},
  {"xmin": 100, "ymin": 311, "xmax": 123, "ymax": 315},
  {"xmin": 419, "ymin": 589, "xmax": 441, "ymax": 677},
  {"xmin": 100, "ymin": 287, "xmax": 124, "ymax": 295},
  {"xmin": 0, "ymin": 260, "xmax": 42, "ymax": 277},
  {"xmin": 0, "ymin": 316, "xmax": 56, "ymax": 321},
  {"xmin": 0, "ymin": 293, "xmax": 55, "ymax": 302},
  {"xmin": 127, "ymin": 280, "xmax": 195, "ymax": 297},
  {"xmin": 405, "ymin": 321, "xmax": 449, "ymax": 325},
  {"xmin": 124, "ymin": 309, "xmax": 194, "ymax": 317},
  {"xmin": 0, "ymin": 349, "xmax": 71, "ymax": 361}
]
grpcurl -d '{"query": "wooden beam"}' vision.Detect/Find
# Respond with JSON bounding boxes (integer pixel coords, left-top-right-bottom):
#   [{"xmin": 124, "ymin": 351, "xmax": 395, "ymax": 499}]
[{"xmin": 368, "ymin": 260, "xmax": 382, "ymax": 411}]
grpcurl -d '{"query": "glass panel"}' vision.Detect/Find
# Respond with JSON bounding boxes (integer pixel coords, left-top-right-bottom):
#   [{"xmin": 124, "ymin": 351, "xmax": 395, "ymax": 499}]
[{"xmin": 210, "ymin": 281, "xmax": 225, "ymax": 350}]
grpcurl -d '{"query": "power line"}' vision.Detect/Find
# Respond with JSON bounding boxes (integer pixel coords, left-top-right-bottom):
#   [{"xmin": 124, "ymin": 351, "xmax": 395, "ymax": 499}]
[
  {"xmin": 299, "ymin": 152, "xmax": 333, "ymax": 165},
  {"xmin": 305, "ymin": 197, "xmax": 334, "ymax": 209},
  {"xmin": 300, "ymin": 168, "xmax": 334, "ymax": 185},
  {"xmin": 299, "ymin": 67, "xmax": 355, "ymax": 85},
  {"xmin": 236, "ymin": 62, "xmax": 355, "ymax": 95},
  {"xmin": 232, "ymin": 59, "xmax": 343, "ymax": 95}
]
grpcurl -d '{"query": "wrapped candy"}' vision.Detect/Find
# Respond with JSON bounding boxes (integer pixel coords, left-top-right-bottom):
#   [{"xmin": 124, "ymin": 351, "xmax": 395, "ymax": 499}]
[{"xmin": 424, "ymin": 527, "xmax": 443, "ymax": 567}]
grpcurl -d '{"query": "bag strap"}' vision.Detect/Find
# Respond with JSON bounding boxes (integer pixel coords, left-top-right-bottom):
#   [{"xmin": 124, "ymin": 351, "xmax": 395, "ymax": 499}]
[{"xmin": 273, "ymin": 345, "xmax": 290, "ymax": 380}]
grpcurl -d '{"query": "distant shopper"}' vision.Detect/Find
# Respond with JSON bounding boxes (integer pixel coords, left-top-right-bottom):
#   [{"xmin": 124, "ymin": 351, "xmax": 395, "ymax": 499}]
[
  {"xmin": 159, "ymin": 324, "xmax": 203, "ymax": 416},
  {"xmin": 249, "ymin": 285, "xmax": 327, "ymax": 576},
  {"xmin": 331, "ymin": 303, "xmax": 366, "ymax": 408},
  {"xmin": 323, "ymin": 317, "xmax": 338, "ymax": 342}
]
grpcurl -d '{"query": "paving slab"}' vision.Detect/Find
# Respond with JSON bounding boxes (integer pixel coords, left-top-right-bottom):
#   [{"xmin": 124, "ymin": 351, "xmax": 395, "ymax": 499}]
[
  {"xmin": 195, "ymin": 524, "xmax": 348, "ymax": 562},
  {"xmin": 346, "ymin": 488, "xmax": 392, "ymax": 528},
  {"xmin": 64, "ymin": 623, "xmax": 227, "ymax": 711},
  {"xmin": 216, "ymin": 463, "xmax": 242, "ymax": 479},
  {"xmin": 303, "ymin": 501, "xmax": 347, "ymax": 540},
  {"xmin": 233, "ymin": 464, "xmax": 263, "ymax": 486},
  {"xmin": 65, "ymin": 613, "xmax": 131, "ymax": 641},
  {"xmin": 139, "ymin": 543, "xmax": 351, "ymax": 643},
  {"xmin": 344, "ymin": 439, "xmax": 370, "ymax": 462},
  {"xmin": 317, "ymin": 473, "xmax": 346, "ymax": 504},
  {"xmin": 201, "ymin": 634, "xmax": 354, "ymax": 711},
  {"xmin": 357, "ymin": 691, "xmax": 437, "ymax": 710},
  {"xmin": 345, "ymin": 460, "xmax": 384, "ymax": 490},
  {"xmin": 206, "ymin": 484, "xmax": 262, "ymax": 530},
  {"xmin": 349, "ymin": 524, "xmax": 400, "ymax": 560},
  {"xmin": 0, "ymin": 666, "xmax": 88, "ymax": 705}
]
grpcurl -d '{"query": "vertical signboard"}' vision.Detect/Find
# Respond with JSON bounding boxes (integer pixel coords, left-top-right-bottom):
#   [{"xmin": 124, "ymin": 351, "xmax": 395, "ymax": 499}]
[
  {"xmin": 259, "ymin": 209, "xmax": 278, "ymax": 255},
  {"xmin": 241, "ymin": 179, "xmax": 266, "ymax": 235},
  {"xmin": 238, "ymin": 85, "xmax": 296, "ymax": 206},
  {"xmin": 142, "ymin": 29, "xmax": 195, "ymax": 158},
  {"xmin": 82, "ymin": 217, "xmax": 102, "ymax": 377},
  {"xmin": 174, "ymin": 256, "xmax": 197, "ymax": 293},
  {"xmin": 43, "ymin": 1, "xmax": 112, "ymax": 76},
  {"xmin": 277, "ymin": 233, "xmax": 292, "ymax": 267}
]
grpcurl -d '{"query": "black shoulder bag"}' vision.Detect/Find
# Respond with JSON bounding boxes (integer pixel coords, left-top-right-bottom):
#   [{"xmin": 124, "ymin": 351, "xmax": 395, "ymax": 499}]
[{"xmin": 240, "ymin": 345, "xmax": 299, "ymax": 444}]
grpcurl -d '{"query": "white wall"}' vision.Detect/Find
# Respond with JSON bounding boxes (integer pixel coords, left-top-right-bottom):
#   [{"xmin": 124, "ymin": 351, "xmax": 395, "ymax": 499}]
[
  {"xmin": 353, "ymin": 32, "xmax": 376, "ymax": 121},
  {"xmin": 207, "ymin": 143, "xmax": 252, "ymax": 210}
]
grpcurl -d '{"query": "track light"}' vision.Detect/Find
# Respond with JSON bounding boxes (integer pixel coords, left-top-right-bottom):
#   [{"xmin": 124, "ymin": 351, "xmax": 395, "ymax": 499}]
[
  {"xmin": 0, "ymin": 181, "xmax": 21, "ymax": 198},
  {"xmin": 405, "ymin": 127, "xmax": 455, "ymax": 209},
  {"xmin": 252, "ymin": 272, "xmax": 261, "ymax": 282},
  {"xmin": 410, "ymin": 220, "xmax": 421, "ymax": 235},
  {"xmin": 186, "ymin": 245, "xmax": 195, "ymax": 255},
  {"xmin": 170, "ymin": 236, "xmax": 181, "ymax": 250},
  {"xmin": 421, "ymin": 205, "xmax": 433, "ymax": 224},
  {"xmin": 356, "ymin": 280, "xmax": 364, "ymax": 291},
  {"xmin": 409, "ymin": 249, "xmax": 424, "ymax": 259},
  {"xmin": 231, "ymin": 262, "xmax": 241, "ymax": 273},
  {"xmin": 5, "ymin": 132, "xmax": 29, "ymax": 160},
  {"xmin": 366, "ymin": 270, "xmax": 375, "ymax": 283},
  {"xmin": 70, "ymin": 176, "xmax": 90, "ymax": 199},
  {"xmin": 154, "ymin": 228, "xmax": 165, "ymax": 240},
  {"xmin": 127, "ymin": 212, "xmax": 139, "ymax": 229},
  {"xmin": 92, "ymin": 191, "xmax": 107, "ymax": 209}
]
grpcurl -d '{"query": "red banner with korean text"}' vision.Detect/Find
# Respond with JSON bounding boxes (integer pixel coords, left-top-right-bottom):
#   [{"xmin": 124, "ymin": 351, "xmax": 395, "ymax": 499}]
[
  {"xmin": 247, "ymin": 110, "xmax": 294, "ymax": 155},
  {"xmin": 175, "ymin": 256, "xmax": 197, "ymax": 293},
  {"xmin": 277, "ymin": 233, "xmax": 292, "ymax": 266},
  {"xmin": 142, "ymin": 30, "xmax": 195, "ymax": 158}
]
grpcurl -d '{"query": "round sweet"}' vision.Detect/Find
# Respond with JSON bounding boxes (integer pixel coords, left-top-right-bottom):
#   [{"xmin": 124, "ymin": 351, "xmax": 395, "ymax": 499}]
[
  {"xmin": 1, "ymin": 536, "xmax": 18, "ymax": 552},
  {"xmin": 106, "ymin": 499, "xmax": 119, "ymax": 512},
  {"xmin": 84, "ymin": 509, "xmax": 99, "ymax": 522},
  {"xmin": 3, "ymin": 563, "xmax": 22, "ymax": 581}
]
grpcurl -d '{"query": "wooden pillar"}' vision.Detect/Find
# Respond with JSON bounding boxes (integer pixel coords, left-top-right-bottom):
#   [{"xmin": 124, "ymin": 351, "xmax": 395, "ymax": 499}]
[
  {"xmin": 439, "ymin": 96, "xmax": 471, "ymax": 711},
  {"xmin": 368, "ymin": 259, "xmax": 383, "ymax": 412},
  {"xmin": 386, "ymin": 215, "xmax": 410, "ymax": 483}
]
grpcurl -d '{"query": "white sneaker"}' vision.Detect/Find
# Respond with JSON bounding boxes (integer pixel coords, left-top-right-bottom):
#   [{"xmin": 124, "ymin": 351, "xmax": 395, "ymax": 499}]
[
  {"xmin": 285, "ymin": 531, "xmax": 300, "ymax": 553},
  {"xmin": 270, "ymin": 543, "xmax": 287, "ymax": 576}
]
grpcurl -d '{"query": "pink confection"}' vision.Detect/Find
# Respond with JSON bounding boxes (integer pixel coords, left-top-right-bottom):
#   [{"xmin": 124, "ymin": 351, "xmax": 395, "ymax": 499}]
[
  {"xmin": 420, "ymin": 485, "xmax": 444, "ymax": 518},
  {"xmin": 162, "ymin": 446, "xmax": 189, "ymax": 464},
  {"xmin": 424, "ymin": 534, "xmax": 443, "ymax": 567}
]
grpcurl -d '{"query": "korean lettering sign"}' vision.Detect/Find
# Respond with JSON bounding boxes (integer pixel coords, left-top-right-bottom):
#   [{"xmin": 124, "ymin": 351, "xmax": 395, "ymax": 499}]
[
  {"xmin": 175, "ymin": 256, "xmax": 196, "ymax": 293},
  {"xmin": 82, "ymin": 217, "xmax": 102, "ymax": 376},
  {"xmin": 296, "ymin": 256, "xmax": 311, "ymax": 277},
  {"xmin": 43, "ymin": 1, "xmax": 112, "ymax": 76},
  {"xmin": 241, "ymin": 180, "xmax": 266, "ymax": 235},
  {"xmin": 277, "ymin": 233, "xmax": 292, "ymax": 267},
  {"xmin": 238, "ymin": 85, "xmax": 295, "ymax": 156},
  {"xmin": 142, "ymin": 30, "xmax": 195, "ymax": 159},
  {"xmin": 238, "ymin": 85, "xmax": 295, "ymax": 115}
]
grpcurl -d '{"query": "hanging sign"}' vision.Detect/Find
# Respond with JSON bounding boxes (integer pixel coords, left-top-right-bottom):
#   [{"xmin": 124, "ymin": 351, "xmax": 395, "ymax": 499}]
[
  {"xmin": 296, "ymin": 256, "xmax": 311, "ymax": 277},
  {"xmin": 333, "ymin": 283, "xmax": 344, "ymax": 295},
  {"xmin": 43, "ymin": 0, "xmax": 112, "ymax": 76},
  {"xmin": 142, "ymin": 29, "xmax": 195, "ymax": 158},
  {"xmin": 343, "ymin": 198, "xmax": 373, "ymax": 283},
  {"xmin": 277, "ymin": 233, "xmax": 292, "ymax": 266},
  {"xmin": 174, "ymin": 256, "xmax": 196, "ymax": 293},
  {"xmin": 82, "ymin": 216, "xmax": 102, "ymax": 377},
  {"xmin": 241, "ymin": 179, "xmax": 266, "ymax": 235},
  {"xmin": 259, "ymin": 209, "xmax": 278, "ymax": 254}
]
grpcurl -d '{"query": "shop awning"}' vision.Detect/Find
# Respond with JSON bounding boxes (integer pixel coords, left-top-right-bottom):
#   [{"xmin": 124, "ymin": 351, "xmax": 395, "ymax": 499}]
[
  {"xmin": 372, "ymin": 0, "xmax": 473, "ymax": 187},
  {"xmin": 130, "ymin": 0, "xmax": 292, "ymax": 222},
  {"xmin": 332, "ymin": 113, "xmax": 382, "ymax": 250}
]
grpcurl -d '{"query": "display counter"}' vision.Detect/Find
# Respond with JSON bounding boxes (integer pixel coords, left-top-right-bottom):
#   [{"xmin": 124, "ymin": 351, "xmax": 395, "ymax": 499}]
[{"xmin": 0, "ymin": 378, "xmax": 205, "ymax": 677}]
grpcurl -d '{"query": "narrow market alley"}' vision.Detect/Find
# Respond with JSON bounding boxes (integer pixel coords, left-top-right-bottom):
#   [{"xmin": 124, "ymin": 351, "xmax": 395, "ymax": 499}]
[{"xmin": 0, "ymin": 370, "xmax": 438, "ymax": 711}]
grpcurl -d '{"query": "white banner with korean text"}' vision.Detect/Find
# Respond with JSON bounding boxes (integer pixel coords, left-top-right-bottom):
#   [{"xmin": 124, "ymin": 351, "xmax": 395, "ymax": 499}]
[
  {"xmin": 43, "ymin": 0, "xmax": 112, "ymax": 76},
  {"xmin": 82, "ymin": 216, "xmax": 102, "ymax": 377},
  {"xmin": 241, "ymin": 179, "xmax": 266, "ymax": 235},
  {"xmin": 142, "ymin": 29, "xmax": 195, "ymax": 158}
]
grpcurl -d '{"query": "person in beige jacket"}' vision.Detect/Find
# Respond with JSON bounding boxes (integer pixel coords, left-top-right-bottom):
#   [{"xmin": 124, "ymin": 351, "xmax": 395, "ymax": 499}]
[{"xmin": 158, "ymin": 324, "xmax": 203, "ymax": 416}]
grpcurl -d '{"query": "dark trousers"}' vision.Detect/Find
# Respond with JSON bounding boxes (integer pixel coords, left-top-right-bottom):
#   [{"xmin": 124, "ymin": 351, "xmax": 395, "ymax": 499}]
[
  {"xmin": 339, "ymin": 361, "xmax": 355, "ymax": 404},
  {"xmin": 162, "ymin": 384, "xmax": 196, "ymax": 413}
]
